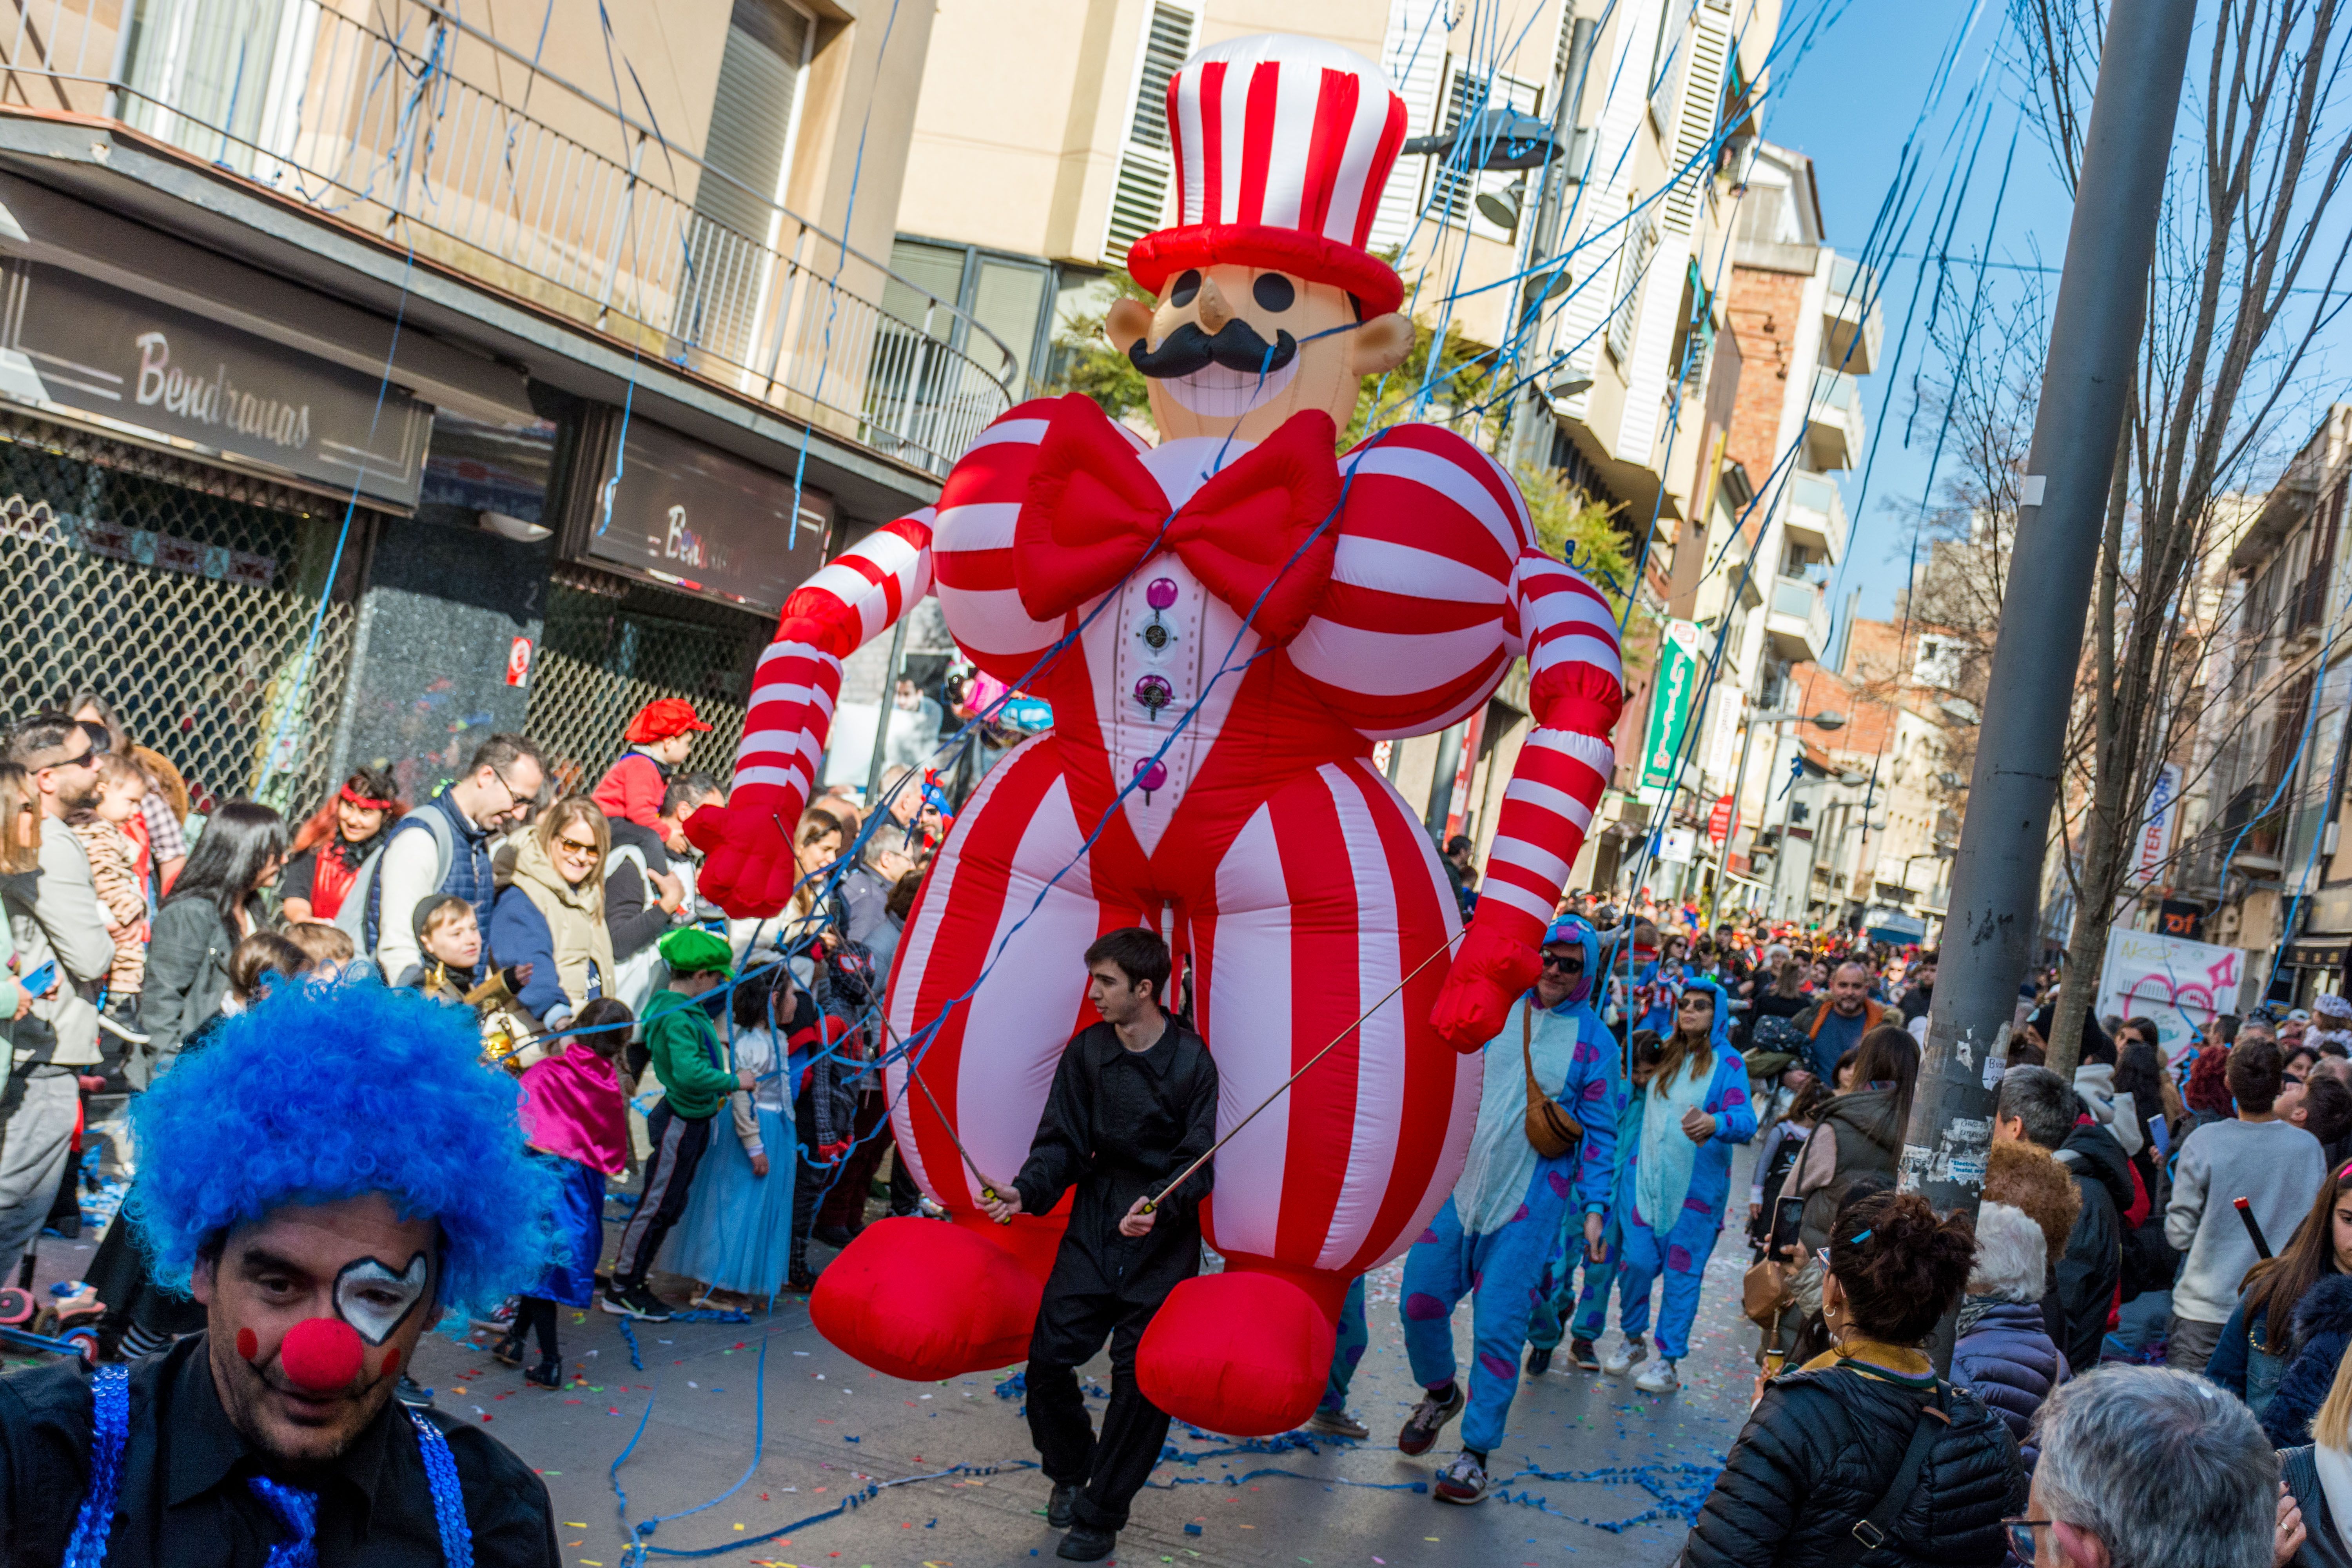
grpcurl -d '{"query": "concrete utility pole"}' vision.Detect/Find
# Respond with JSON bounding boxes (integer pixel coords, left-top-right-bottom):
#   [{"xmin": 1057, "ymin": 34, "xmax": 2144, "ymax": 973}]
[{"xmin": 1905, "ymin": 0, "xmax": 2197, "ymax": 1248}]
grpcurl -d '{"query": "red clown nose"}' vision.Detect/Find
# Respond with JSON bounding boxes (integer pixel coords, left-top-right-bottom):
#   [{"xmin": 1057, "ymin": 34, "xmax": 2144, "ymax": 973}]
[{"xmin": 277, "ymin": 1316, "xmax": 365, "ymax": 1392}]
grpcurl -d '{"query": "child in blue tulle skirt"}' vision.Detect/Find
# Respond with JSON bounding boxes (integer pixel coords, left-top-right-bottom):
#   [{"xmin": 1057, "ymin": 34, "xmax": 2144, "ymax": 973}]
[
  {"xmin": 500, "ymin": 995, "xmax": 635, "ymax": 1386},
  {"xmin": 659, "ymin": 963, "xmax": 801, "ymax": 1305}
]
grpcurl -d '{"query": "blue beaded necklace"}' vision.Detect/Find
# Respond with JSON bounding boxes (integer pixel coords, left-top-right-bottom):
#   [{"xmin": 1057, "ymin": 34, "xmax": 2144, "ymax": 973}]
[{"xmin": 61, "ymin": 1363, "xmax": 474, "ymax": 1566}]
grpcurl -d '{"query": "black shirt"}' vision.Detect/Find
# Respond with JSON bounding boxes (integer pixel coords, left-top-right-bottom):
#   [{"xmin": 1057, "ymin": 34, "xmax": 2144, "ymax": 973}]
[
  {"xmin": 1014, "ymin": 1017, "xmax": 1219, "ymax": 1307},
  {"xmin": 0, "ymin": 1335, "xmax": 559, "ymax": 1566}
]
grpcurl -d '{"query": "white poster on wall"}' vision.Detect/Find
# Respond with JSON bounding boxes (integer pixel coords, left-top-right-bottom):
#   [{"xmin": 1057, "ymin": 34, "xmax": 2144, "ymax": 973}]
[{"xmin": 2096, "ymin": 926, "xmax": 2247, "ymax": 1063}]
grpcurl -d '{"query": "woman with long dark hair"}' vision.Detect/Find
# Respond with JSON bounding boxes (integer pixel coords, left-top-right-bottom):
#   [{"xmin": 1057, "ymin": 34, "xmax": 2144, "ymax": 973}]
[
  {"xmin": 1761, "ymin": 1024, "xmax": 1921, "ymax": 1363},
  {"xmin": 2210, "ymin": 1161, "xmax": 2352, "ymax": 1425},
  {"xmin": 136, "ymin": 801, "xmax": 287, "ymax": 1076},
  {"xmin": 1606, "ymin": 978, "xmax": 1754, "ymax": 1394},
  {"xmin": 279, "ymin": 766, "xmax": 401, "ymax": 924}
]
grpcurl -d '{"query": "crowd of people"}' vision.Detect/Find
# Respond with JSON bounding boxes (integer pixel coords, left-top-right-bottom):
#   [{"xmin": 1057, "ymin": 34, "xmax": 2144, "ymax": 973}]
[
  {"xmin": 1, "ymin": 685, "xmax": 2346, "ymax": 1564},
  {"xmin": 0, "ymin": 695, "xmax": 960, "ymax": 1402}
]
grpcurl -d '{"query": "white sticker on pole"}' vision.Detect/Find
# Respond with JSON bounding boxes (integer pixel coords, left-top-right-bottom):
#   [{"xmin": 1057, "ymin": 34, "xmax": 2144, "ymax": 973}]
[{"xmin": 2021, "ymin": 474, "xmax": 2047, "ymax": 506}]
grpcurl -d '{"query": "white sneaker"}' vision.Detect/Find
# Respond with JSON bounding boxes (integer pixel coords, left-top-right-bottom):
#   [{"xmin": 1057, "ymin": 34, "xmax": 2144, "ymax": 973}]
[
  {"xmin": 1634, "ymin": 1357, "xmax": 1681, "ymax": 1394},
  {"xmin": 1602, "ymin": 1336, "xmax": 1650, "ymax": 1376}
]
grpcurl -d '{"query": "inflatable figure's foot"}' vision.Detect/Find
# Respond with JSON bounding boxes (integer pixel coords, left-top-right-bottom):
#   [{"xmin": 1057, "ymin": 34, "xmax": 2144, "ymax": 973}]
[
  {"xmin": 1137, "ymin": 1269, "xmax": 1336, "ymax": 1437},
  {"xmin": 809, "ymin": 1216, "xmax": 1042, "ymax": 1378}
]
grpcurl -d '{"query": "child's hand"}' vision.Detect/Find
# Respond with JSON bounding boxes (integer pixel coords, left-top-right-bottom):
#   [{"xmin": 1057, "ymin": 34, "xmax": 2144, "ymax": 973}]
[{"xmin": 750, "ymin": 1152, "xmax": 770, "ymax": 1177}]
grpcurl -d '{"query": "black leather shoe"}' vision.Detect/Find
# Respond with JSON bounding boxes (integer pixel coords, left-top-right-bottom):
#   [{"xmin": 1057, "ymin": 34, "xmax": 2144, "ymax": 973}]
[
  {"xmin": 1057, "ymin": 1525, "xmax": 1116, "ymax": 1561},
  {"xmin": 1046, "ymin": 1481, "xmax": 1081, "ymax": 1529},
  {"xmin": 1525, "ymin": 1346, "xmax": 1552, "ymax": 1376}
]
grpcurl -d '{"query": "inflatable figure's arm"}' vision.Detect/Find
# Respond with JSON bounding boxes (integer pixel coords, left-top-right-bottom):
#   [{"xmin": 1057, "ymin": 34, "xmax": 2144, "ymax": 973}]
[
  {"xmin": 686, "ymin": 517, "xmax": 933, "ymax": 916},
  {"xmin": 1431, "ymin": 554, "xmax": 1624, "ymax": 1051}
]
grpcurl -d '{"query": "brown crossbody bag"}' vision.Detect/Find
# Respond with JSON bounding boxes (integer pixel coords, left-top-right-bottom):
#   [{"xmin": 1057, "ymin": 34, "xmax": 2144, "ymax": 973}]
[{"xmin": 1523, "ymin": 1007, "xmax": 1586, "ymax": 1159}]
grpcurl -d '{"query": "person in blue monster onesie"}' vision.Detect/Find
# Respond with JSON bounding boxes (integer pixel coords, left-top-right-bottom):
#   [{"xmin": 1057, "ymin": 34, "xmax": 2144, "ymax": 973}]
[
  {"xmin": 1392, "ymin": 915, "xmax": 1621, "ymax": 1505},
  {"xmin": 1604, "ymin": 976, "xmax": 1755, "ymax": 1394}
]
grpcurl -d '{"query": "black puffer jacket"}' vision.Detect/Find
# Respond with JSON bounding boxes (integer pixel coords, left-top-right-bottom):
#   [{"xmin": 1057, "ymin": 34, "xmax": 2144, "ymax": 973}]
[
  {"xmin": 2047, "ymin": 1118, "xmax": 2134, "ymax": 1376},
  {"xmin": 1681, "ymin": 1363, "xmax": 2025, "ymax": 1568}
]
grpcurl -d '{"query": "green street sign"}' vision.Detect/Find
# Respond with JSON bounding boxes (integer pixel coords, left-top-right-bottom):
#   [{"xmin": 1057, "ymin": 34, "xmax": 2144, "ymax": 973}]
[{"xmin": 1639, "ymin": 619, "xmax": 1703, "ymax": 791}]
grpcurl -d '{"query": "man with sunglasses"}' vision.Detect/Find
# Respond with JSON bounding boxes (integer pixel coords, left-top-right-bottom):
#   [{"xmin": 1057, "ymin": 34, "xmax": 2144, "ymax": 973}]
[
  {"xmin": 368, "ymin": 735, "xmax": 544, "ymax": 988},
  {"xmin": 0, "ymin": 714, "xmax": 116, "ymax": 1283},
  {"xmin": 1394, "ymin": 914, "xmax": 1620, "ymax": 1504}
]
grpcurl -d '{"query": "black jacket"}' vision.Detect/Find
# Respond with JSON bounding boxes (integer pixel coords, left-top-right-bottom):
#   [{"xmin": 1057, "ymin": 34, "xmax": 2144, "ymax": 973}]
[
  {"xmin": 2283, "ymin": 1445, "xmax": 2352, "ymax": 1568},
  {"xmin": 1681, "ymin": 1361, "xmax": 2025, "ymax": 1567},
  {"xmin": 2047, "ymin": 1119, "xmax": 2133, "ymax": 1375},
  {"xmin": 0, "ymin": 1332, "xmax": 558, "ymax": 1565},
  {"xmin": 2266, "ymin": 1277, "xmax": 2352, "ymax": 1448},
  {"xmin": 1797, "ymin": 1086, "xmax": 1904, "ymax": 1252},
  {"xmin": 136, "ymin": 894, "xmax": 271, "ymax": 1082},
  {"xmin": 1014, "ymin": 1017, "xmax": 1218, "ymax": 1317}
]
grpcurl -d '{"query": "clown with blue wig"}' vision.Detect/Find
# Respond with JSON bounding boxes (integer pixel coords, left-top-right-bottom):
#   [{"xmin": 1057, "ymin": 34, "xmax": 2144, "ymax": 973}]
[
  {"xmin": 0, "ymin": 977, "xmax": 564, "ymax": 1565},
  {"xmin": 1392, "ymin": 914, "xmax": 1621, "ymax": 1504}
]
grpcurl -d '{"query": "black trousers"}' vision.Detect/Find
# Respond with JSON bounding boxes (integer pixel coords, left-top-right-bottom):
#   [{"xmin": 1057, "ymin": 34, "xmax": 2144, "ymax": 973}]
[
  {"xmin": 612, "ymin": 1102, "xmax": 713, "ymax": 1289},
  {"xmin": 1025, "ymin": 1287, "xmax": 1174, "ymax": 1532}
]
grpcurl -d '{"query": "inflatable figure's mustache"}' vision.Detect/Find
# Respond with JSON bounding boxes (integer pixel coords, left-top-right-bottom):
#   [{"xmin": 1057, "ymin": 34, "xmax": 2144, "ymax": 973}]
[{"xmin": 1129, "ymin": 320, "xmax": 1299, "ymax": 379}]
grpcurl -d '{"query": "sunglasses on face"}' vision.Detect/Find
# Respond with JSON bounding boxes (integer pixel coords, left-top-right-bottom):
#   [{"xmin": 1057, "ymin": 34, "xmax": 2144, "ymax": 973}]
[
  {"xmin": 1540, "ymin": 953, "xmax": 1584, "ymax": 972},
  {"xmin": 554, "ymin": 835, "xmax": 599, "ymax": 856}
]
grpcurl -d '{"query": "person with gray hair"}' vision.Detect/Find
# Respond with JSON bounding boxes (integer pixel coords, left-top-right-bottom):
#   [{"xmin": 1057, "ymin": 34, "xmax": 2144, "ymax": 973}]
[
  {"xmin": 1998, "ymin": 1063, "xmax": 2136, "ymax": 1377},
  {"xmin": 2022, "ymin": 1365, "xmax": 2278, "ymax": 1568},
  {"xmin": 1953, "ymin": 1202, "xmax": 2067, "ymax": 1472}
]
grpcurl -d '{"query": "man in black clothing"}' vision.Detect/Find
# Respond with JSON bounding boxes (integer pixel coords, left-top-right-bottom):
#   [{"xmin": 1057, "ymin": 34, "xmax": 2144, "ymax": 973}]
[
  {"xmin": 980, "ymin": 927, "xmax": 1217, "ymax": 1563},
  {"xmin": 1995, "ymin": 1063, "xmax": 2132, "ymax": 1375},
  {"xmin": 0, "ymin": 977, "xmax": 560, "ymax": 1564},
  {"xmin": 1898, "ymin": 949, "xmax": 1936, "ymax": 1024}
]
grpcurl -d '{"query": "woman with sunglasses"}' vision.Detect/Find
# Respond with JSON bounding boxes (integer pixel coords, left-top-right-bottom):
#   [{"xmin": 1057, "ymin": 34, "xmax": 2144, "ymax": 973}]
[
  {"xmin": 1682, "ymin": 1189, "xmax": 2025, "ymax": 1566},
  {"xmin": 489, "ymin": 797, "xmax": 617, "ymax": 1033}
]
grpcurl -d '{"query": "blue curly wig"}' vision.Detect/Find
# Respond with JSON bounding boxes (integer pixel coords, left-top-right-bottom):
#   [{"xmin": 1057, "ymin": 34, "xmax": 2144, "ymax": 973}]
[{"xmin": 126, "ymin": 975, "xmax": 561, "ymax": 1311}]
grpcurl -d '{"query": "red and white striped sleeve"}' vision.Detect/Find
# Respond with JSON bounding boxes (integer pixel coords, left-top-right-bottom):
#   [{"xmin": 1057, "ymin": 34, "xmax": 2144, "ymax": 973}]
[
  {"xmin": 693, "ymin": 515, "xmax": 933, "ymax": 914},
  {"xmin": 1471, "ymin": 555, "xmax": 1625, "ymax": 945}
]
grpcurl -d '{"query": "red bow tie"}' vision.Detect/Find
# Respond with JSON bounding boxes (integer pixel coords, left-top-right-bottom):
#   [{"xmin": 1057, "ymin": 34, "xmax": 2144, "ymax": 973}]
[{"xmin": 1015, "ymin": 396, "xmax": 1343, "ymax": 644}]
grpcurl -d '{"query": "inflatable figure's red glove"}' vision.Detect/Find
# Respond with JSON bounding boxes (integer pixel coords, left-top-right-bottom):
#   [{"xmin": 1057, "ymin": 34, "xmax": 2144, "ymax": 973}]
[
  {"xmin": 1431, "ymin": 922, "xmax": 1541, "ymax": 1053},
  {"xmin": 683, "ymin": 794, "xmax": 801, "ymax": 918}
]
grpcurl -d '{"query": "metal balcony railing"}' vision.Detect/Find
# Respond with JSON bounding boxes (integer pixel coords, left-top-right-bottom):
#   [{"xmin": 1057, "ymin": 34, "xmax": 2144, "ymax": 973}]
[{"xmin": 0, "ymin": 0, "xmax": 1016, "ymax": 478}]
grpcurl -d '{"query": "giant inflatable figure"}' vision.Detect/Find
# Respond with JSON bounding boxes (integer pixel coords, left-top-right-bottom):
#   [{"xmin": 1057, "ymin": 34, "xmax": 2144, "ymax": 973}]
[{"xmin": 686, "ymin": 33, "xmax": 1625, "ymax": 1436}]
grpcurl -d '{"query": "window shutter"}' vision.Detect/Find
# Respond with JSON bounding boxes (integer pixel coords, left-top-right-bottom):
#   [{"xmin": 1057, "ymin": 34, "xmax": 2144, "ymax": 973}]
[
  {"xmin": 1608, "ymin": 214, "xmax": 1659, "ymax": 364},
  {"xmin": 697, "ymin": 0, "xmax": 813, "ymax": 246},
  {"xmin": 1103, "ymin": 4, "xmax": 1197, "ymax": 261}
]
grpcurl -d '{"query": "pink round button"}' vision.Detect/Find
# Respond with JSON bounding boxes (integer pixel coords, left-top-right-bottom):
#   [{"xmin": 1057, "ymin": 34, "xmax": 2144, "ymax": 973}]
[
  {"xmin": 1134, "ymin": 674, "xmax": 1172, "ymax": 710},
  {"xmin": 1146, "ymin": 577, "xmax": 1179, "ymax": 610},
  {"xmin": 1132, "ymin": 758, "xmax": 1169, "ymax": 791}
]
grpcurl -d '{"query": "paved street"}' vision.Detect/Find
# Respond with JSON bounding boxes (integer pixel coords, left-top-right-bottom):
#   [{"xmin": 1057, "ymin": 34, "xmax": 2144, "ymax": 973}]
[{"xmin": 24, "ymin": 1147, "xmax": 1762, "ymax": 1568}]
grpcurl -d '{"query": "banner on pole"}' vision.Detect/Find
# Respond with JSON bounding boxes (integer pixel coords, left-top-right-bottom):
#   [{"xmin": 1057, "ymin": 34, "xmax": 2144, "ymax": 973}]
[
  {"xmin": 2096, "ymin": 926, "xmax": 2243, "ymax": 1064},
  {"xmin": 1639, "ymin": 621, "xmax": 1702, "ymax": 791},
  {"xmin": 1707, "ymin": 793, "xmax": 1737, "ymax": 846},
  {"xmin": 2135, "ymin": 762, "xmax": 2184, "ymax": 882}
]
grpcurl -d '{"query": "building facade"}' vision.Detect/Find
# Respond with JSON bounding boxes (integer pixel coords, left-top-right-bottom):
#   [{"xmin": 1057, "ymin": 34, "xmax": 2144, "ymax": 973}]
[{"xmin": 0, "ymin": 0, "xmax": 998, "ymax": 815}]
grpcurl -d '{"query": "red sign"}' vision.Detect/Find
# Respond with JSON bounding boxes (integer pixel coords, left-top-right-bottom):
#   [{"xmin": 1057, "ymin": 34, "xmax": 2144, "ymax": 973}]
[
  {"xmin": 1707, "ymin": 793, "xmax": 1737, "ymax": 846},
  {"xmin": 505, "ymin": 636, "xmax": 533, "ymax": 688}
]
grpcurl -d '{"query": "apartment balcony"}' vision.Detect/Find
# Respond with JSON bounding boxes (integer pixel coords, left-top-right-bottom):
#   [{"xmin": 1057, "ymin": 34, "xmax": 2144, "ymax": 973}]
[
  {"xmin": 1766, "ymin": 573, "xmax": 1831, "ymax": 663},
  {"xmin": 1805, "ymin": 367, "xmax": 1868, "ymax": 472},
  {"xmin": 1784, "ymin": 469, "xmax": 1848, "ymax": 563},
  {"xmin": 0, "ymin": 0, "xmax": 1016, "ymax": 479},
  {"xmin": 1821, "ymin": 254, "xmax": 1884, "ymax": 376}
]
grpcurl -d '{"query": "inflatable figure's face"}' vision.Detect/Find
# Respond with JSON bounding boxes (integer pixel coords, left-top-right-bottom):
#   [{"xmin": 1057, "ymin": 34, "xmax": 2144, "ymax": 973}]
[{"xmin": 1106, "ymin": 264, "xmax": 1414, "ymax": 444}]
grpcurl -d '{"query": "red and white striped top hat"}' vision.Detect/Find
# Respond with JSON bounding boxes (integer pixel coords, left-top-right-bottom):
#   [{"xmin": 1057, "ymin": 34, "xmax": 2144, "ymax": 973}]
[{"xmin": 1127, "ymin": 33, "xmax": 1408, "ymax": 318}]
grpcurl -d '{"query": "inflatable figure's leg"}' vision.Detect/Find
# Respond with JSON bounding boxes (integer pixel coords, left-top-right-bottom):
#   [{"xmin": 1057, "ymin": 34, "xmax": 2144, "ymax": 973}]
[
  {"xmin": 814, "ymin": 738, "xmax": 1140, "ymax": 1380},
  {"xmin": 1138, "ymin": 759, "xmax": 1474, "ymax": 1436}
]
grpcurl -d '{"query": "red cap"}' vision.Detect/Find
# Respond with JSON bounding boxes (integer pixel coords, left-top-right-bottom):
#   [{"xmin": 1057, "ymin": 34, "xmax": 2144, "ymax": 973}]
[{"xmin": 624, "ymin": 698, "xmax": 713, "ymax": 744}]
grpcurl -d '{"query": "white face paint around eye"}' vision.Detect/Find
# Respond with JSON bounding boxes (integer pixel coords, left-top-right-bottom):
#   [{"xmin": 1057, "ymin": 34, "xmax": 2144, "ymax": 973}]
[{"xmin": 333, "ymin": 1252, "xmax": 430, "ymax": 1345}]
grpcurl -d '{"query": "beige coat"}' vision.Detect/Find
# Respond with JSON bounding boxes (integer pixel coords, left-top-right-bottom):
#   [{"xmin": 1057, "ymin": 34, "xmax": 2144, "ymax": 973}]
[{"xmin": 505, "ymin": 831, "xmax": 617, "ymax": 1022}]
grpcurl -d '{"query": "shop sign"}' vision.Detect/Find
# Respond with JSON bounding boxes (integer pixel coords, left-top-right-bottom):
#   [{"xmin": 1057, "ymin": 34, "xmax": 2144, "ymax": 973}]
[
  {"xmin": 1, "ymin": 263, "xmax": 429, "ymax": 507},
  {"xmin": 586, "ymin": 416, "xmax": 833, "ymax": 614},
  {"xmin": 1639, "ymin": 620, "xmax": 1703, "ymax": 791}
]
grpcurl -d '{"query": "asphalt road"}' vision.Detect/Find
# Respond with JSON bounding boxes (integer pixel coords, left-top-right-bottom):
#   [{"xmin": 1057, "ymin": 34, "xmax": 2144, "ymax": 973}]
[{"xmin": 27, "ymin": 1151, "xmax": 1765, "ymax": 1568}]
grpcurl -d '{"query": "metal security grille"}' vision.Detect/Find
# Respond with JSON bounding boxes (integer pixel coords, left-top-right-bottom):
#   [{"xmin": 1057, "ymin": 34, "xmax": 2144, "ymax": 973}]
[
  {"xmin": 0, "ymin": 410, "xmax": 362, "ymax": 816},
  {"xmin": 525, "ymin": 568, "xmax": 771, "ymax": 795}
]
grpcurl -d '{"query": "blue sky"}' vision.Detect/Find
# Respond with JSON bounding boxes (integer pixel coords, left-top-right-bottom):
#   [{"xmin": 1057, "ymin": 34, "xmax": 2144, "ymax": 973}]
[{"xmin": 1762, "ymin": 0, "xmax": 2078, "ymax": 624}]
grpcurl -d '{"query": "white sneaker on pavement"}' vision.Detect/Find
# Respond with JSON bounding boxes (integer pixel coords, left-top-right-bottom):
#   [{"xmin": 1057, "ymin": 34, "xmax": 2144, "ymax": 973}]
[
  {"xmin": 1634, "ymin": 1357, "xmax": 1681, "ymax": 1394},
  {"xmin": 1433, "ymin": 1451, "xmax": 1489, "ymax": 1504},
  {"xmin": 1602, "ymin": 1336, "xmax": 1650, "ymax": 1376}
]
